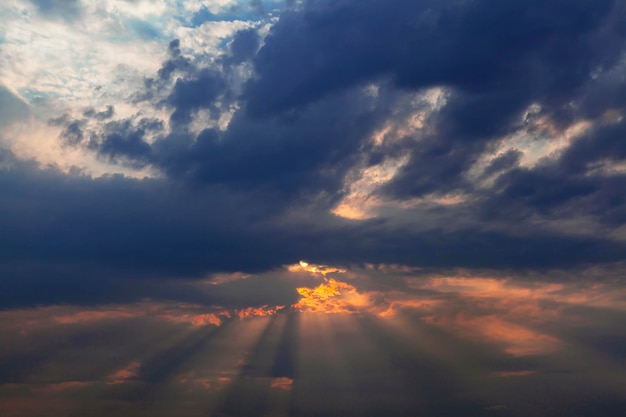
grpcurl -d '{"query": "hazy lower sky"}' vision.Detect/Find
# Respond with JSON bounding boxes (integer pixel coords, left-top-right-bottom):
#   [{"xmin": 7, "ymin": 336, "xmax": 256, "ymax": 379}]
[{"xmin": 1, "ymin": 1, "xmax": 626, "ymax": 416}]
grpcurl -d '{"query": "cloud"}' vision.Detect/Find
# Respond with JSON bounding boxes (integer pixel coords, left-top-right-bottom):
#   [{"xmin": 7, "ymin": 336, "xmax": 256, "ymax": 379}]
[
  {"xmin": 225, "ymin": 28, "xmax": 260, "ymax": 64},
  {"xmin": 2, "ymin": 141, "xmax": 626, "ymax": 309},
  {"xmin": 29, "ymin": 0, "xmax": 83, "ymax": 21},
  {"xmin": 0, "ymin": 86, "xmax": 30, "ymax": 128},
  {"xmin": 0, "ymin": 265, "xmax": 625, "ymax": 416},
  {"xmin": 3, "ymin": 2, "xmax": 626, "ymax": 415},
  {"xmin": 1, "ymin": 0, "xmax": 626, "ymax": 313},
  {"xmin": 107, "ymin": 361, "xmax": 141, "ymax": 385}
]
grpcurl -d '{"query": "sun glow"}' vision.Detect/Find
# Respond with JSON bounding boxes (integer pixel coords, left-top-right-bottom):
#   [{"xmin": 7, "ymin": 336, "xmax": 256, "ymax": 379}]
[
  {"xmin": 294, "ymin": 279, "xmax": 370, "ymax": 313},
  {"xmin": 288, "ymin": 260, "xmax": 347, "ymax": 276}
]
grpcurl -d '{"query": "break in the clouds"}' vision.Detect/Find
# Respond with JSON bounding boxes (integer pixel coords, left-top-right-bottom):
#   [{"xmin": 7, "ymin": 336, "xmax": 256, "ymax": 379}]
[{"xmin": 1, "ymin": 1, "xmax": 626, "ymax": 414}]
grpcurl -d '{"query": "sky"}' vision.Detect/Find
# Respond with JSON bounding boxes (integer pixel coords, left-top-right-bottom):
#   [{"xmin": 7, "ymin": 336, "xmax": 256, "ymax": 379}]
[{"xmin": 1, "ymin": 0, "xmax": 626, "ymax": 416}]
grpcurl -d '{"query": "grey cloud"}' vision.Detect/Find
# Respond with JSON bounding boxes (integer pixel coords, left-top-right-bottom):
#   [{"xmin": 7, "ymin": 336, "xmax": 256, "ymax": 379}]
[
  {"xmin": 29, "ymin": 0, "xmax": 83, "ymax": 21},
  {"xmin": 157, "ymin": 39, "xmax": 194, "ymax": 81},
  {"xmin": 0, "ymin": 85, "xmax": 30, "ymax": 128},
  {"xmin": 83, "ymin": 105, "xmax": 115, "ymax": 121}
]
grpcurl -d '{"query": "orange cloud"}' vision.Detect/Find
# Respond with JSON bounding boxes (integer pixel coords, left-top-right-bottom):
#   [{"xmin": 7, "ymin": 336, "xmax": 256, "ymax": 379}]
[
  {"xmin": 377, "ymin": 298, "xmax": 441, "ymax": 318},
  {"xmin": 54, "ymin": 309, "xmax": 142, "ymax": 325},
  {"xmin": 178, "ymin": 372, "xmax": 212, "ymax": 390},
  {"xmin": 293, "ymin": 279, "xmax": 371, "ymax": 313},
  {"xmin": 154, "ymin": 305, "xmax": 232, "ymax": 327},
  {"xmin": 107, "ymin": 361, "xmax": 140, "ymax": 385},
  {"xmin": 442, "ymin": 315, "xmax": 561, "ymax": 356},
  {"xmin": 155, "ymin": 303, "xmax": 286, "ymax": 326},
  {"xmin": 235, "ymin": 305, "xmax": 285, "ymax": 319},
  {"xmin": 270, "ymin": 377, "xmax": 294, "ymax": 391}
]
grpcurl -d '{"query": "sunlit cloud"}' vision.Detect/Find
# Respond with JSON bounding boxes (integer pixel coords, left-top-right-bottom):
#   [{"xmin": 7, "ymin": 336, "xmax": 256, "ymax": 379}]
[
  {"xmin": 288, "ymin": 260, "xmax": 347, "ymax": 276},
  {"xmin": 434, "ymin": 315, "xmax": 561, "ymax": 357},
  {"xmin": 235, "ymin": 305, "xmax": 285, "ymax": 319},
  {"xmin": 468, "ymin": 105, "xmax": 602, "ymax": 188},
  {"xmin": 330, "ymin": 87, "xmax": 454, "ymax": 220},
  {"xmin": 53, "ymin": 309, "xmax": 143, "ymax": 325},
  {"xmin": 331, "ymin": 156, "xmax": 410, "ymax": 220},
  {"xmin": 376, "ymin": 298, "xmax": 441, "ymax": 318},
  {"xmin": 0, "ymin": 0, "xmax": 266, "ymax": 177},
  {"xmin": 189, "ymin": 313, "xmax": 227, "ymax": 327},
  {"xmin": 293, "ymin": 279, "xmax": 371, "ymax": 314},
  {"xmin": 270, "ymin": 377, "xmax": 293, "ymax": 391}
]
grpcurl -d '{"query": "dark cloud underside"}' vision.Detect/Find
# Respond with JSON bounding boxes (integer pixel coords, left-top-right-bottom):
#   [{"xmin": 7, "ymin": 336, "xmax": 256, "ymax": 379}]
[{"xmin": 2, "ymin": 0, "xmax": 626, "ymax": 309}]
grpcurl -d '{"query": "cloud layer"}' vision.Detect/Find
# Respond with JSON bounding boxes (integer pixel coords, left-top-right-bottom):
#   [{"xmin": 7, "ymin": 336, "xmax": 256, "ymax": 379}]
[{"xmin": 1, "ymin": 0, "xmax": 626, "ymax": 308}]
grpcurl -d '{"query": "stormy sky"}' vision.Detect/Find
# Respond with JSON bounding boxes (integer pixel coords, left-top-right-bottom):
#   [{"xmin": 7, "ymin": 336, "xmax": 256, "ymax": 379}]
[{"xmin": 1, "ymin": 1, "xmax": 626, "ymax": 416}]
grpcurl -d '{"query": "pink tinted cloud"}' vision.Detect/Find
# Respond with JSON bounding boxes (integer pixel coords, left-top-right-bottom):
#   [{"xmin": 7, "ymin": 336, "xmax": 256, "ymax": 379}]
[
  {"xmin": 107, "ymin": 361, "xmax": 141, "ymax": 385},
  {"xmin": 270, "ymin": 377, "xmax": 294, "ymax": 391}
]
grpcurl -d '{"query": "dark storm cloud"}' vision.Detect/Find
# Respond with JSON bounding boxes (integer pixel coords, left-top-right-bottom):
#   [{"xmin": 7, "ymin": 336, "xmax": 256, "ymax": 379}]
[
  {"xmin": 50, "ymin": 111, "xmax": 160, "ymax": 166},
  {"xmin": 384, "ymin": 0, "xmax": 625, "ymax": 199},
  {"xmin": 2, "ymin": 140, "xmax": 626, "ymax": 309},
  {"xmin": 153, "ymin": 86, "xmax": 386, "ymax": 195},
  {"xmin": 480, "ymin": 119, "xmax": 626, "ymax": 226},
  {"xmin": 118, "ymin": 31, "xmax": 395, "ymax": 195},
  {"xmin": 224, "ymin": 29, "xmax": 260, "ymax": 65},
  {"xmin": 240, "ymin": 0, "xmax": 625, "ymax": 201},
  {"xmin": 244, "ymin": 0, "xmax": 621, "ymax": 116},
  {"xmin": 95, "ymin": 118, "xmax": 161, "ymax": 165},
  {"xmin": 166, "ymin": 69, "xmax": 226, "ymax": 125},
  {"xmin": 0, "ymin": 148, "xmax": 283, "ymax": 306},
  {"xmin": 5, "ymin": 0, "xmax": 626, "ymax": 309}
]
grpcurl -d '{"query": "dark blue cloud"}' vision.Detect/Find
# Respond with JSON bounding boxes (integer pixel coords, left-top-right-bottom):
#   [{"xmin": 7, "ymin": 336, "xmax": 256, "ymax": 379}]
[
  {"xmin": 153, "ymin": 86, "xmax": 386, "ymax": 195},
  {"xmin": 4, "ymin": 0, "xmax": 626, "ymax": 309},
  {"xmin": 479, "ymin": 118, "xmax": 626, "ymax": 226},
  {"xmin": 225, "ymin": 29, "xmax": 260, "ymax": 65},
  {"xmin": 2, "ymin": 143, "xmax": 626, "ymax": 309},
  {"xmin": 245, "ymin": 0, "xmax": 620, "ymax": 116},
  {"xmin": 237, "ymin": 0, "xmax": 625, "ymax": 205},
  {"xmin": 95, "ymin": 118, "xmax": 160, "ymax": 166},
  {"xmin": 166, "ymin": 69, "xmax": 226, "ymax": 125}
]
